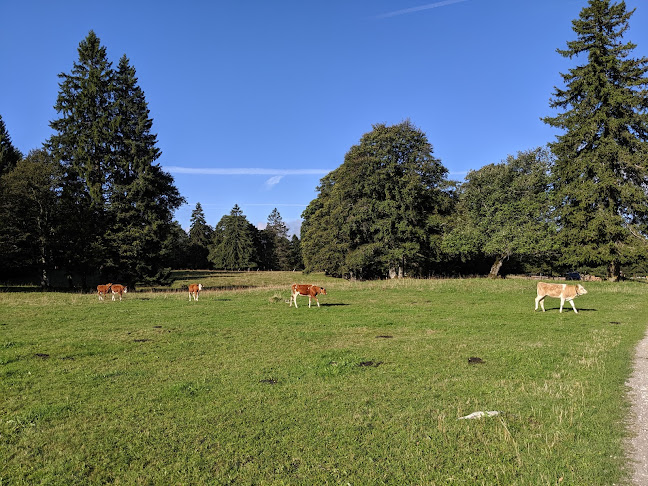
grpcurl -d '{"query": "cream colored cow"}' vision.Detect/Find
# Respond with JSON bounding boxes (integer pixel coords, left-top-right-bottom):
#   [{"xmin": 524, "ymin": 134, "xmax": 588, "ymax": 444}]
[{"xmin": 535, "ymin": 282, "xmax": 587, "ymax": 313}]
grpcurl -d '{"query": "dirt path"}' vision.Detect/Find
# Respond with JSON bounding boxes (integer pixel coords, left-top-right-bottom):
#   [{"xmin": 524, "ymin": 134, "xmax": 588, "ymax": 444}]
[{"xmin": 627, "ymin": 331, "xmax": 648, "ymax": 484}]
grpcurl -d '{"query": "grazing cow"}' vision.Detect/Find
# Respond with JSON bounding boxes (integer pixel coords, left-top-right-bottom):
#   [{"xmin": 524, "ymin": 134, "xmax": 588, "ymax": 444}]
[
  {"xmin": 290, "ymin": 284, "xmax": 327, "ymax": 308},
  {"xmin": 97, "ymin": 283, "xmax": 112, "ymax": 301},
  {"xmin": 189, "ymin": 283, "xmax": 203, "ymax": 301},
  {"xmin": 535, "ymin": 282, "xmax": 588, "ymax": 313},
  {"xmin": 111, "ymin": 284, "xmax": 128, "ymax": 301}
]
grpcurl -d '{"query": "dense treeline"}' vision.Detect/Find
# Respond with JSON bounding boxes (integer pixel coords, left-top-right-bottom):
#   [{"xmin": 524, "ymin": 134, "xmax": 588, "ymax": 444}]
[
  {"xmin": 176, "ymin": 203, "xmax": 303, "ymax": 272},
  {"xmin": 1, "ymin": 1, "xmax": 647, "ymax": 286},
  {"xmin": 302, "ymin": 0, "xmax": 648, "ymax": 281}
]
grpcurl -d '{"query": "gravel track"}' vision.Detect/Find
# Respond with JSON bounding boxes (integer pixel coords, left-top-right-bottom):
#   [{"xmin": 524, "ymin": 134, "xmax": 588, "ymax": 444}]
[{"xmin": 627, "ymin": 332, "xmax": 648, "ymax": 484}]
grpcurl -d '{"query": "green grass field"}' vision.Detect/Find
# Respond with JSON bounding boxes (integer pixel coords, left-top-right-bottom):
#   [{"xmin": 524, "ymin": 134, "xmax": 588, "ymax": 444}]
[{"xmin": 2, "ymin": 273, "xmax": 647, "ymax": 484}]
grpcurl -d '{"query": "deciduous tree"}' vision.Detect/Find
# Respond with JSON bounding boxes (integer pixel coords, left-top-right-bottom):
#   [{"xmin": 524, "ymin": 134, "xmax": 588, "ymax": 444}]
[
  {"xmin": 442, "ymin": 148, "xmax": 555, "ymax": 278},
  {"xmin": 302, "ymin": 121, "xmax": 451, "ymax": 279},
  {"xmin": 0, "ymin": 150, "xmax": 61, "ymax": 286}
]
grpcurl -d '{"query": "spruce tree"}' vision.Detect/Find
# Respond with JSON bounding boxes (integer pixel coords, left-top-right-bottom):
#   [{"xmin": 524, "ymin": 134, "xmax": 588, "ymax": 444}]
[
  {"xmin": 209, "ymin": 205, "xmax": 256, "ymax": 270},
  {"xmin": 288, "ymin": 234, "xmax": 304, "ymax": 270},
  {"xmin": 189, "ymin": 203, "xmax": 213, "ymax": 246},
  {"xmin": 0, "ymin": 114, "xmax": 23, "ymax": 176},
  {"xmin": 265, "ymin": 208, "xmax": 291, "ymax": 270},
  {"xmin": 105, "ymin": 54, "xmax": 184, "ymax": 285},
  {"xmin": 47, "ymin": 31, "xmax": 115, "ymax": 285},
  {"xmin": 543, "ymin": 0, "xmax": 648, "ymax": 280},
  {"xmin": 188, "ymin": 202, "xmax": 213, "ymax": 269},
  {"xmin": 47, "ymin": 33, "xmax": 184, "ymax": 286}
]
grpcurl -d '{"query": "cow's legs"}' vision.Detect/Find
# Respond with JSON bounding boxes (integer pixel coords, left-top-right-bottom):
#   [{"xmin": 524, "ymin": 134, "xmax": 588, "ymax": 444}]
[
  {"xmin": 535, "ymin": 295, "xmax": 545, "ymax": 312},
  {"xmin": 308, "ymin": 296, "xmax": 311, "ymax": 308},
  {"xmin": 559, "ymin": 297, "xmax": 565, "ymax": 313},
  {"xmin": 568, "ymin": 299, "xmax": 578, "ymax": 313}
]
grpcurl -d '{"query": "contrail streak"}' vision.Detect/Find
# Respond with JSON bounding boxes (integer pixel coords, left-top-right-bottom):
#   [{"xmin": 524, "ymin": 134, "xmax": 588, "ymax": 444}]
[
  {"xmin": 377, "ymin": 0, "xmax": 468, "ymax": 19},
  {"xmin": 165, "ymin": 167, "xmax": 330, "ymax": 176}
]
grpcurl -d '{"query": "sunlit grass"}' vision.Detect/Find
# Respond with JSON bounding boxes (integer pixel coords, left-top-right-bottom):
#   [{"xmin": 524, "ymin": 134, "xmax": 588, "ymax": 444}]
[{"xmin": 1, "ymin": 274, "xmax": 647, "ymax": 484}]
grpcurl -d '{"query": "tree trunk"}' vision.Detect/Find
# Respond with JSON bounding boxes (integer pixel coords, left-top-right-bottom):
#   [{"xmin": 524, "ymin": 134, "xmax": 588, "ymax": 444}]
[
  {"xmin": 488, "ymin": 255, "xmax": 505, "ymax": 279},
  {"xmin": 389, "ymin": 267, "xmax": 398, "ymax": 279},
  {"xmin": 608, "ymin": 260, "xmax": 621, "ymax": 282}
]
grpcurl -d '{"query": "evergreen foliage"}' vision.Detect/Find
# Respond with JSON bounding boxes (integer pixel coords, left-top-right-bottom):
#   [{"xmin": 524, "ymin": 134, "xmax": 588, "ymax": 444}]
[
  {"xmin": 543, "ymin": 0, "xmax": 648, "ymax": 280},
  {"xmin": 46, "ymin": 32, "xmax": 184, "ymax": 286},
  {"xmin": 288, "ymin": 234, "xmax": 304, "ymax": 270},
  {"xmin": 47, "ymin": 31, "xmax": 114, "ymax": 285},
  {"xmin": 265, "ymin": 208, "xmax": 292, "ymax": 270},
  {"xmin": 188, "ymin": 202, "xmax": 213, "ymax": 269},
  {"xmin": 0, "ymin": 115, "xmax": 23, "ymax": 176},
  {"xmin": 209, "ymin": 205, "xmax": 256, "ymax": 270}
]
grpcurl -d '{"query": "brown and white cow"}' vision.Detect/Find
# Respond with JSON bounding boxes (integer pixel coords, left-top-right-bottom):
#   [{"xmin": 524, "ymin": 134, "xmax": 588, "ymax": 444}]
[
  {"xmin": 97, "ymin": 283, "xmax": 112, "ymax": 301},
  {"xmin": 111, "ymin": 284, "xmax": 128, "ymax": 301},
  {"xmin": 535, "ymin": 282, "xmax": 587, "ymax": 313},
  {"xmin": 189, "ymin": 283, "xmax": 203, "ymax": 301},
  {"xmin": 290, "ymin": 284, "xmax": 327, "ymax": 308}
]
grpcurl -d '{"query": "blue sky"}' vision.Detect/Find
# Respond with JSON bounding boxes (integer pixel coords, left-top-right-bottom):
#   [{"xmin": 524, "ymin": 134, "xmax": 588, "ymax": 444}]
[{"xmin": 2, "ymin": 0, "xmax": 647, "ymax": 235}]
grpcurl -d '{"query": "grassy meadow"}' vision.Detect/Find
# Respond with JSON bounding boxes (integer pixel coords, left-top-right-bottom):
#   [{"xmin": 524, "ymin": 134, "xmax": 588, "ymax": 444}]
[{"xmin": 2, "ymin": 272, "xmax": 648, "ymax": 484}]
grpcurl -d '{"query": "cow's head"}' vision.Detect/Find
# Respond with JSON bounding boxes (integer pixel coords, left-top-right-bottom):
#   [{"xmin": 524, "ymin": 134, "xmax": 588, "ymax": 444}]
[{"xmin": 576, "ymin": 284, "xmax": 587, "ymax": 295}]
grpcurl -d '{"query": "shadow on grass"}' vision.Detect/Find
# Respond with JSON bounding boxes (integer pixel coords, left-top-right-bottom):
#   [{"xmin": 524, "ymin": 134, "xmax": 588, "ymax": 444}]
[
  {"xmin": 171, "ymin": 270, "xmax": 255, "ymax": 280},
  {"xmin": 145, "ymin": 285, "xmax": 255, "ymax": 293},
  {"xmin": 539, "ymin": 307, "xmax": 597, "ymax": 313}
]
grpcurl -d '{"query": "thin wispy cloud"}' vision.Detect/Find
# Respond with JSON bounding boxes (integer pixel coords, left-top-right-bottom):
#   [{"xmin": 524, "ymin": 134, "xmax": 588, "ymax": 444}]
[
  {"xmin": 165, "ymin": 166, "xmax": 330, "ymax": 176},
  {"xmin": 264, "ymin": 175, "xmax": 283, "ymax": 189},
  {"xmin": 376, "ymin": 0, "xmax": 468, "ymax": 19}
]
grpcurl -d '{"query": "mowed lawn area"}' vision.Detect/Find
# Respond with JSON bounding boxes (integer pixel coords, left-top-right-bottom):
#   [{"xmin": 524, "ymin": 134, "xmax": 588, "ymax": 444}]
[{"xmin": 2, "ymin": 273, "xmax": 648, "ymax": 484}]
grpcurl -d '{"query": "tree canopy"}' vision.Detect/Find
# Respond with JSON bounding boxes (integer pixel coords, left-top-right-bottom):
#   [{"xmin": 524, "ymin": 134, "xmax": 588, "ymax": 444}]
[
  {"xmin": 301, "ymin": 121, "xmax": 452, "ymax": 279},
  {"xmin": 0, "ymin": 115, "xmax": 23, "ymax": 176},
  {"xmin": 45, "ymin": 31, "xmax": 184, "ymax": 286},
  {"xmin": 543, "ymin": 0, "xmax": 648, "ymax": 280},
  {"xmin": 209, "ymin": 205, "xmax": 256, "ymax": 270},
  {"xmin": 443, "ymin": 148, "xmax": 555, "ymax": 278}
]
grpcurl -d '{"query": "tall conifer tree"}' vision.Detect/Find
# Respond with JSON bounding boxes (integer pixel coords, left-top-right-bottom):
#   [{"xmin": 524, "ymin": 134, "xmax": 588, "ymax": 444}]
[
  {"xmin": 188, "ymin": 202, "xmax": 213, "ymax": 269},
  {"xmin": 0, "ymin": 114, "xmax": 23, "ymax": 176},
  {"xmin": 544, "ymin": 0, "xmax": 648, "ymax": 279},
  {"xmin": 105, "ymin": 55, "xmax": 184, "ymax": 285},
  {"xmin": 48, "ymin": 32, "xmax": 184, "ymax": 286},
  {"xmin": 209, "ymin": 205, "xmax": 256, "ymax": 270},
  {"xmin": 47, "ymin": 31, "xmax": 115, "ymax": 285},
  {"xmin": 265, "ymin": 208, "xmax": 291, "ymax": 270}
]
